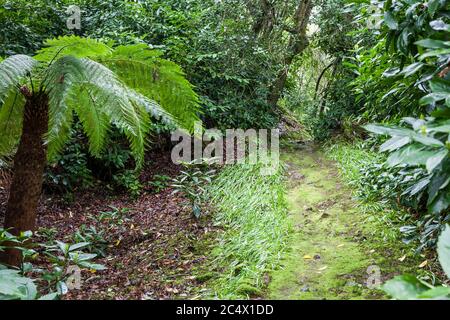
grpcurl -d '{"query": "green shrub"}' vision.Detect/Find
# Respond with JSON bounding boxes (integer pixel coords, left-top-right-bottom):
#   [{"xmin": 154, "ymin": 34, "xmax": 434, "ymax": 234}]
[
  {"xmin": 0, "ymin": 229, "xmax": 105, "ymax": 299},
  {"xmin": 326, "ymin": 141, "xmax": 444, "ymax": 251},
  {"xmin": 383, "ymin": 225, "xmax": 450, "ymax": 300},
  {"xmin": 112, "ymin": 170, "xmax": 142, "ymax": 198},
  {"xmin": 171, "ymin": 159, "xmax": 217, "ymax": 218}
]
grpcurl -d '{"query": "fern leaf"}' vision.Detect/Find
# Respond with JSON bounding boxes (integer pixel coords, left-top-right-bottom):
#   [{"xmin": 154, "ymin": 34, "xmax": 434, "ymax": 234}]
[
  {"xmin": 34, "ymin": 36, "xmax": 112, "ymax": 63},
  {"xmin": 67, "ymin": 83, "xmax": 110, "ymax": 157},
  {"xmin": 0, "ymin": 89, "xmax": 25, "ymax": 156},
  {"xmin": 79, "ymin": 59, "xmax": 152, "ymax": 166},
  {"xmin": 44, "ymin": 55, "xmax": 86, "ymax": 158},
  {"xmin": 100, "ymin": 44, "xmax": 200, "ymax": 132},
  {"xmin": 0, "ymin": 55, "xmax": 37, "ymax": 105}
]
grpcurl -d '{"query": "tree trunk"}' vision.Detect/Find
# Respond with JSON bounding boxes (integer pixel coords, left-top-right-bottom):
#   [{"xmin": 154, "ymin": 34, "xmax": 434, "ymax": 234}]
[
  {"xmin": 1, "ymin": 91, "xmax": 48, "ymax": 267},
  {"xmin": 253, "ymin": 0, "xmax": 276, "ymax": 38},
  {"xmin": 268, "ymin": 0, "xmax": 313, "ymax": 108}
]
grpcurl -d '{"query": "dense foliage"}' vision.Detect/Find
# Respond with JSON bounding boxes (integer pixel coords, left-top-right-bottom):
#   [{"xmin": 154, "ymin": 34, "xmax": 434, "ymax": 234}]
[
  {"xmin": 1, "ymin": 0, "xmax": 450, "ymax": 300},
  {"xmin": 284, "ymin": 0, "xmax": 449, "ymax": 253}
]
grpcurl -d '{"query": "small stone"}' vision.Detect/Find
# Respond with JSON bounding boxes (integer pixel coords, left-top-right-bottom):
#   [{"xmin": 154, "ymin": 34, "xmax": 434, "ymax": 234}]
[{"xmin": 300, "ymin": 286, "xmax": 310, "ymax": 292}]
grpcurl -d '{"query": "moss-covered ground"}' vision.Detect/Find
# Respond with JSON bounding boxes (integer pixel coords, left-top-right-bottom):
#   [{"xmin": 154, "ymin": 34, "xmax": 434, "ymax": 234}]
[{"xmin": 266, "ymin": 142, "xmax": 422, "ymax": 300}]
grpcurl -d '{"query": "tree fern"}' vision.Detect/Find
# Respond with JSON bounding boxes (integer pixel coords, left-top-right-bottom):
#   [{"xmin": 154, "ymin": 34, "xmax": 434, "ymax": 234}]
[
  {"xmin": 0, "ymin": 55, "xmax": 35, "ymax": 156},
  {"xmin": 100, "ymin": 44, "xmax": 201, "ymax": 132},
  {"xmin": 43, "ymin": 55, "xmax": 85, "ymax": 158},
  {"xmin": 35, "ymin": 37, "xmax": 200, "ymax": 131},
  {"xmin": 0, "ymin": 36, "xmax": 200, "ymax": 166},
  {"xmin": 77, "ymin": 58, "xmax": 151, "ymax": 165},
  {"xmin": 33, "ymin": 36, "xmax": 112, "ymax": 62},
  {"xmin": 0, "ymin": 55, "xmax": 36, "ymax": 104},
  {"xmin": 0, "ymin": 89, "xmax": 25, "ymax": 155},
  {"xmin": 0, "ymin": 37, "xmax": 203, "ymax": 259},
  {"xmin": 42, "ymin": 56, "xmax": 161, "ymax": 166}
]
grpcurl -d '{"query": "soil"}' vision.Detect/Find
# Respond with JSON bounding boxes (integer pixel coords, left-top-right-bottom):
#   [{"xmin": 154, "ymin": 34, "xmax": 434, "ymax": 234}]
[{"xmin": 0, "ymin": 150, "xmax": 215, "ymax": 300}]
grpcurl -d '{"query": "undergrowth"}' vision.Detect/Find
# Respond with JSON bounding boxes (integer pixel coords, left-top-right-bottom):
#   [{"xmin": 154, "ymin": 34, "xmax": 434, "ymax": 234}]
[
  {"xmin": 324, "ymin": 140, "xmax": 442, "ymax": 285},
  {"xmin": 325, "ymin": 140, "xmax": 409, "ymax": 242},
  {"xmin": 203, "ymin": 163, "xmax": 290, "ymax": 299}
]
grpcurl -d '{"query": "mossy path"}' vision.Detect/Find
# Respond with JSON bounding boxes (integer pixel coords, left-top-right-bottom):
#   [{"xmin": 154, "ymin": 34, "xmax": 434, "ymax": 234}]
[{"xmin": 266, "ymin": 143, "xmax": 412, "ymax": 300}]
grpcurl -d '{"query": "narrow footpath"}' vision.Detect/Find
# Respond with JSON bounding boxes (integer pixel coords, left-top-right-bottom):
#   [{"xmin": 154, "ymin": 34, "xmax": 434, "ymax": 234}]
[{"xmin": 267, "ymin": 143, "xmax": 416, "ymax": 300}]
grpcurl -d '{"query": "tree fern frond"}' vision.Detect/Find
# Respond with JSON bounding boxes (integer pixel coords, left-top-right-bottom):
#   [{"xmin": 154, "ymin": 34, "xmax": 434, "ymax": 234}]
[
  {"xmin": 44, "ymin": 55, "xmax": 86, "ymax": 157},
  {"xmin": 78, "ymin": 58, "xmax": 152, "ymax": 166},
  {"xmin": 46, "ymin": 107, "xmax": 73, "ymax": 161},
  {"xmin": 0, "ymin": 89, "xmax": 25, "ymax": 156},
  {"xmin": 34, "ymin": 36, "xmax": 112, "ymax": 63},
  {"xmin": 67, "ymin": 83, "xmax": 111, "ymax": 157},
  {"xmin": 44, "ymin": 56, "xmax": 153, "ymax": 165},
  {"xmin": 0, "ymin": 55, "xmax": 37, "ymax": 104},
  {"xmin": 126, "ymin": 88, "xmax": 178, "ymax": 128},
  {"xmin": 100, "ymin": 44, "xmax": 200, "ymax": 132},
  {"xmin": 118, "ymin": 98, "xmax": 151, "ymax": 167}
]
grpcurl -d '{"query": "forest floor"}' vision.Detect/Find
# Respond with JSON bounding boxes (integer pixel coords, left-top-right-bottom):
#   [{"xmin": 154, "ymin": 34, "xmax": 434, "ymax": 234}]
[
  {"xmin": 0, "ymin": 151, "xmax": 215, "ymax": 300},
  {"xmin": 0, "ymin": 142, "xmax": 430, "ymax": 300},
  {"xmin": 265, "ymin": 142, "xmax": 422, "ymax": 300}
]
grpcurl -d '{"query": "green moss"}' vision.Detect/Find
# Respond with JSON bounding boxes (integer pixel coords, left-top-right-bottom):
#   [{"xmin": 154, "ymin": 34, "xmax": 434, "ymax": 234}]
[
  {"xmin": 195, "ymin": 272, "xmax": 216, "ymax": 283},
  {"xmin": 266, "ymin": 145, "xmax": 421, "ymax": 300},
  {"xmin": 236, "ymin": 283, "xmax": 263, "ymax": 296}
]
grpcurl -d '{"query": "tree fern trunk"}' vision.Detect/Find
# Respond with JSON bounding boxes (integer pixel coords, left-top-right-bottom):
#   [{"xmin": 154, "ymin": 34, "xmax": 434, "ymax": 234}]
[{"xmin": 1, "ymin": 92, "xmax": 48, "ymax": 267}]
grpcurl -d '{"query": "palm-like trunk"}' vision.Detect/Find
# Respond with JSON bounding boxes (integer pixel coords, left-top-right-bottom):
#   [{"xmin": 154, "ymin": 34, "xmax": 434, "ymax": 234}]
[{"xmin": 1, "ymin": 92, "xmax": 48, "ymax": 267}]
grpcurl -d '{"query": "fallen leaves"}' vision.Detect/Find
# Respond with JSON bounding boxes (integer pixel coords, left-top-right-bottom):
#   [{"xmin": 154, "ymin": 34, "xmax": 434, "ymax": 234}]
[
  {"xmin": 419, "ymin": 260, "xmax": 428, "ymax": 268},
  {"xmin": 0, "ymin": 151, "xmax": 216, "ymax": 300}
]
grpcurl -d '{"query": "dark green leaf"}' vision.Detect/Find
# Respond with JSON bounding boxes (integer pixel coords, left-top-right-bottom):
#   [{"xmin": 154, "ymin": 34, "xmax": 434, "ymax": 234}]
[
  {"xmin": 437, "ymin": 225, "xmax": 450, "ymax": 279},
  {"xmin": 382, "ymin": 275, "xmax": 428, "ymax": 299},
  {"xmin": 384, "ymin": 11, "xmax": 399, "ymax": 30}
]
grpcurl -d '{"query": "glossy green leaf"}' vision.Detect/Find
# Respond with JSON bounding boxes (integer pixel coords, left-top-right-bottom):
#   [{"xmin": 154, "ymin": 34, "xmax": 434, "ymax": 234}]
[
  {"xmin": 437, "ymin": 225, "xmax": 450, "ymax": 279},
  {"xmin": 384, "ymin": 11, "xmax": 399, "ymax": 30},
  {"xmin": 426, "ymin": 149, "xmax": 448, "ymax": 172},
  {"xmin": 400, "ymin": 62, "xmax": 424, "ymax": 77},
  {"xmin": 429, "ymin": 190, "xmax": 450, "ymax": 214},
  {"xmin": 415, "ymin": 38, "xmax": 450, "ymax": 49},
  {"xmin": 380, "ymin": 136, "xmax": 411, "ymax": 152},
  {"xmin": 430, "ymin": 79, "xmax": 450, "ymax": 94},
  {"xmin": 382, "ymin": 275, "xmax": 428, "ymax": 299},
  {"xmin": 387, "ymin": 144, "xmax": 435, "ymax": 167},
  {"xmin": 420, "ymin": 92, "xmax": 449, "ymax": 106},
  {"xmin": 364, "ymin": 124, "xmax": 412, "ymax": 136},
  {"xmin": 417, "ymin": 286, "xmax": 450, "ymax": 299}
]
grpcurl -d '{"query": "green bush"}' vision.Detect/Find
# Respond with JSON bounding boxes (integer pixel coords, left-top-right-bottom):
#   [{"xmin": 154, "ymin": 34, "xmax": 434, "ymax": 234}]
[{"xmin": 383, "ymin": 225, "xmax": 450, "ymax": 300}]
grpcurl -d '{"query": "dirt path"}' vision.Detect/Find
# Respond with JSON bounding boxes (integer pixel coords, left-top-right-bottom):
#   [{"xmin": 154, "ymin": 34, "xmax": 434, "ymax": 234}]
[{"xmin": 267, "ymin": 143, "xmax": 387, "ymax": 299}]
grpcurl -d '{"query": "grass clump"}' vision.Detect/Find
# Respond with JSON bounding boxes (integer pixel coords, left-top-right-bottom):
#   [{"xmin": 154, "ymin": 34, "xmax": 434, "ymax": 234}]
[
  {"xmin": 325, "ymin": 140, "xmax": 406, "ymax": 240},
  {"xmin": 324, "ymin": 141, "xmax": 435, "ymax": 283},
  {"xmin": 203, "ymin": 162, "xmax": 290, "ymax": 299}
]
